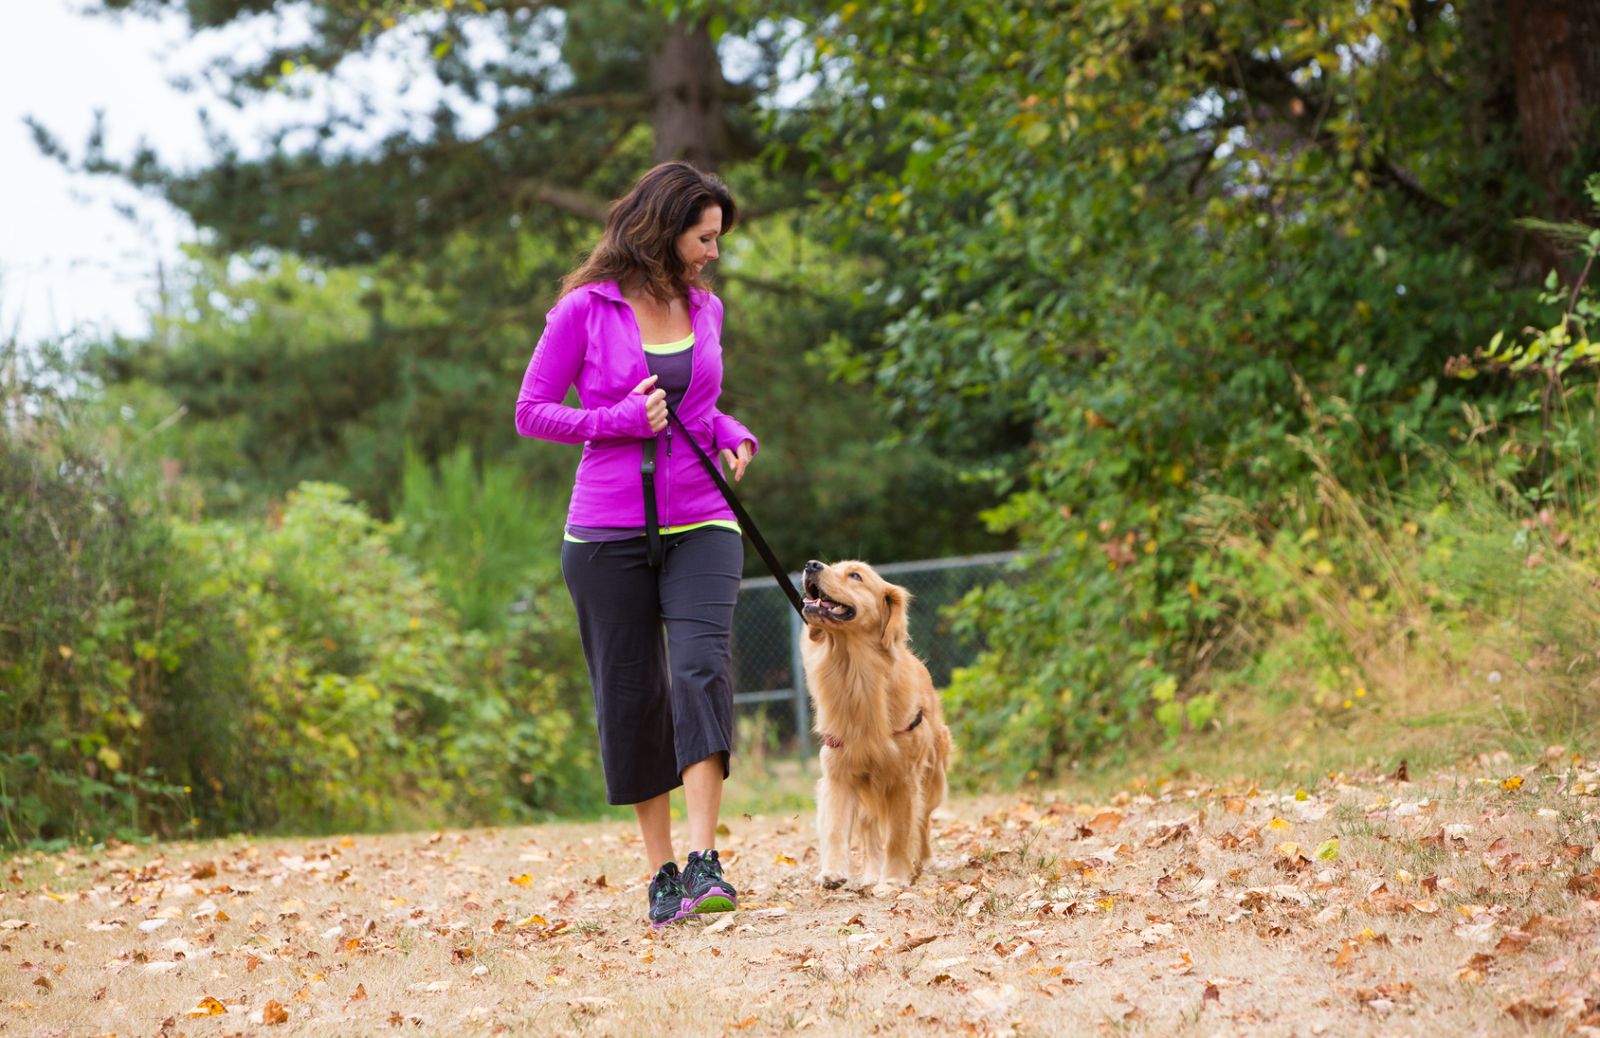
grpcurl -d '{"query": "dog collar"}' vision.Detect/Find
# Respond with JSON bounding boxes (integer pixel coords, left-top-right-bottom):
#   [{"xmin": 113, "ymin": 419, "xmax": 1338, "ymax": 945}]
[{"xmin": 820, "ymin": 709, "xmax": 923, "ymax": 749}]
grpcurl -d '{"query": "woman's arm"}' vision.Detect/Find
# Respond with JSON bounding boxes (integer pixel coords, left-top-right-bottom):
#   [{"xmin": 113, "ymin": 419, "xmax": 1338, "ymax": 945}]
[{"xmin": 515, "ymin": 296, "xmax": 652, "ymax": 443}]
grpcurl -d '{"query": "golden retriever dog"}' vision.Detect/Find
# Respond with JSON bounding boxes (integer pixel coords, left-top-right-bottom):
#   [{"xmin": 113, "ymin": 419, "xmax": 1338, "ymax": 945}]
[{"xmin": 800, "ymin": 559, "xmax": 952, "ymax": 892}]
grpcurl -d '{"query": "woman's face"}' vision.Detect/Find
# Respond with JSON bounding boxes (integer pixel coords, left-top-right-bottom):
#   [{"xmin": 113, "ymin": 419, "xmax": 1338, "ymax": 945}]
[{"xmin": 675, "ymin": 204, "xmax": 723, "ymax": 280}]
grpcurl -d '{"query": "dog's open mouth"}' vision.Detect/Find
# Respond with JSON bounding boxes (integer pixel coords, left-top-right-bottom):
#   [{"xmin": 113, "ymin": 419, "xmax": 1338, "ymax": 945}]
[{"xmin": 802, "ymin": 572, "xmax": 855, "ymax": 622}]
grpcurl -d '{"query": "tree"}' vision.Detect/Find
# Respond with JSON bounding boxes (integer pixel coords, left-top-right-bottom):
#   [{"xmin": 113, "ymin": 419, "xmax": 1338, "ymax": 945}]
[
  {"xmin": 798, "ymin": 0, "xmax": 1599, "ymax": 777},
  {"xmin": 35, "ymin": 0, "xmax": 1001, "ymax": 566}
]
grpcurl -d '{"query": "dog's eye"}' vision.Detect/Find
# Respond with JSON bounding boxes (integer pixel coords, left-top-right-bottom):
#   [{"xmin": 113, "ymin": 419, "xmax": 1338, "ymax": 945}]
[{"xmin": 848, "ymin": 572, "xmax": 862, "ymax": 581}]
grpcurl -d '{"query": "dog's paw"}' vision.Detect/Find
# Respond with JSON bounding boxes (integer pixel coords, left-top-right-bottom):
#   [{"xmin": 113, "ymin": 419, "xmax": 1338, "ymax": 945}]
[{"xmin": 817, "ymin": 872, "xmax": 848, "ymax": 890}]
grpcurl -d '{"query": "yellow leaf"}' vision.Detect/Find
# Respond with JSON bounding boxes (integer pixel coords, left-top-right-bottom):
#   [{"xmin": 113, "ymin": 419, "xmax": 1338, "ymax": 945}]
[
  {"xmin": 57, "ymin": 645, "xmax": 74, "ymax": 660},
  {"xmin": 1276, "ymin": 841, "xmax": 1302, "ymax": 859},
  {"xmin": 1095, "ymin": 896, "xmax": 1116, "ymax": 912},
  {"xmin": 1294, "ymin": 789, "xmax": 1310, "ymax": 802},
  {"xmin": 1267, "ymin": 817, "xmax": 1292, "ymax": 831},
  {"xmin": 1500, "ymin": 775, "xmax": 1523, "ymax": 791},
  {"xmin": 508, "ymin": 874, "xmax": 534, "ymax": 887},
  {"xmin": 96, "ymin": 746, "xmax": 122, "ymax": 772},
  {"xmin": 515, "ymin": 913, "xmax": 548, "ymax": 928},
  {"xmin": 186, "ymin": 996, "xmax": 228, "ymax": 1017},
  {"xmin": 1315, "ymin": 838, "xmax": 1340, "ymax": 861},
  {"xmin": 774, "ymin": 853, "xmax": 796, "ymax": 866}
]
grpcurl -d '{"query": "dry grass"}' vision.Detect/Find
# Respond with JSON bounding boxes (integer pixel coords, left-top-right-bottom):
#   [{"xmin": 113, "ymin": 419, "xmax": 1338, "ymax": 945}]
[{"xmin": 5, "ymin": 749, "xmax": 1600, "ymax": 1037}]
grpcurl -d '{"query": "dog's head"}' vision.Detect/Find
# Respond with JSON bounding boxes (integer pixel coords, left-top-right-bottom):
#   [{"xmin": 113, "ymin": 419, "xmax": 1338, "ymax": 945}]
[{"xmin": 801, "ymin": 559, "xmax": 910, "ymax": 650}]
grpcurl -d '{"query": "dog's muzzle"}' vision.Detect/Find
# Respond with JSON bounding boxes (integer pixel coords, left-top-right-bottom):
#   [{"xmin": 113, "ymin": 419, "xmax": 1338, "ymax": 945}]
[{"xmin": 802, "ymin": 560, "xmax": 855, "ymax": 623}]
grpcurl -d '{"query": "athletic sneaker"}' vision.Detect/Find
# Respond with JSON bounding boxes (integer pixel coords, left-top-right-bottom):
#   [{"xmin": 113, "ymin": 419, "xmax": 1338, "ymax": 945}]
[
  {"xmin": 682, "ymin": 849, "xmax": 737, "ymax": 914},
  {"xmin": 647, "ymin": 860, "xmax": 690, "ymax": 928}
]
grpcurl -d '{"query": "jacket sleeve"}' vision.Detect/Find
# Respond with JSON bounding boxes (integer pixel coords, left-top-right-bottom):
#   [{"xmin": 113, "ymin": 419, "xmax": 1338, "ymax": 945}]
[
  {"xmin": 710, "ymin": 408, "xmax": 759, "ymax": 457},
  {"xmin": 702, "ymin": 294, "xmax": 758, "ymax": 456},
  {"xmin": 514, "ymin": 294, "xmax": 652, "ymax": 443}
]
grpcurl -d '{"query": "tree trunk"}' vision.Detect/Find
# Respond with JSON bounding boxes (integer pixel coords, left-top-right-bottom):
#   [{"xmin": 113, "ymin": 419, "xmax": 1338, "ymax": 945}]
[
  {"xmin": 1506, "ymin": 0, "xmax": 1600, "ymax": 227},
  {"xmin": 647, "ymin": 21, "xmax": 729, "ymax": 172}
]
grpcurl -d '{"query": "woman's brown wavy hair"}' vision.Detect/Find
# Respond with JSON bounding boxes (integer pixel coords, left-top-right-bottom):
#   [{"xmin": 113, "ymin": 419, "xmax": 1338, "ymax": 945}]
[{"xmin": 561, "ymin": 162, "xmax": 737, "ymax": 303}]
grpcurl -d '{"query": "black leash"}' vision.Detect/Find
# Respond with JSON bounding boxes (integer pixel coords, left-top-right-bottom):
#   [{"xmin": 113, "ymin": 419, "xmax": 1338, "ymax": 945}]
[{"xmin": 636, "ymin": 411, "xmax": 805, "ymax": 616}]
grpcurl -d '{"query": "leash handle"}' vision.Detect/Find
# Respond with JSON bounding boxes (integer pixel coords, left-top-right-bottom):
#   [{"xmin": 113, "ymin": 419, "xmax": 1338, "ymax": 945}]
[{"xmin": 668, "ymin": 411, "xmax": 805, "ymax": 616}]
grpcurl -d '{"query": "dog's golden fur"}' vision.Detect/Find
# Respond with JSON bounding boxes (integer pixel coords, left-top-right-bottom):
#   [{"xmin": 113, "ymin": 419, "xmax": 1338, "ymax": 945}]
[{"xmin": 800, "ymin": 560, "xmax": 952, "ymax": 890}]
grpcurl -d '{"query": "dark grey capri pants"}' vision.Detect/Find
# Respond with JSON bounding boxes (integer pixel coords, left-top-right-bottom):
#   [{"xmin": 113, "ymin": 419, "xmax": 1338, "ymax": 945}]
[{"xmin": 561, "ymin": 526, "xmax": 744, "ymax": 805}]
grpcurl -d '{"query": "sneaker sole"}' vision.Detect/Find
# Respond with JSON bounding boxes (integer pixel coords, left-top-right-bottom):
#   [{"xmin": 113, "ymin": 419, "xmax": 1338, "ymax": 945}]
[{"xmin": 688, "ymin": 888, "xmax": 736, "ymax": 914}]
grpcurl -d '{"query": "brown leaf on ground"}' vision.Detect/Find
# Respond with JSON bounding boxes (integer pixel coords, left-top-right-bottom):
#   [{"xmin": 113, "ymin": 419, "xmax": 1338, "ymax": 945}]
[{"xmin": 184, "ymin": 995, "xmax": 227, "ymax": 1017}]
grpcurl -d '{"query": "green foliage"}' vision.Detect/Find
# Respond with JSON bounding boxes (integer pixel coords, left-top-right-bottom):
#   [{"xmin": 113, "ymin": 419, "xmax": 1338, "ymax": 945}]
[
  {"xmin": 0, "ymin": 432, "xmax": 249, "ymax": 847},
  {"xmin": 177, "ymin": 481, "xmax": 601, "ymax": 832},
  {"xmin": 801, "ymin": 0, "xmax": 1546, "ymax": 780},
  {"xmin": 396, "ymin": 443, "xmax": 567, "ymax": 632},
  {"xmin": 1, "ymin": 323, "xmax": 601, "ymax": 847}
]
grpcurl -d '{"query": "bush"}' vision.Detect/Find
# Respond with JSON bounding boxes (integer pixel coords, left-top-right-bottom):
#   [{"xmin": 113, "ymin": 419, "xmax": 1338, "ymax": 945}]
[
  {"xmin": 0, "ymin": 436, "xmax": 248, "ymax": 846},
  {"xmin": 176, "ymin": 481, "xmax": 601, "ymax": 833}
]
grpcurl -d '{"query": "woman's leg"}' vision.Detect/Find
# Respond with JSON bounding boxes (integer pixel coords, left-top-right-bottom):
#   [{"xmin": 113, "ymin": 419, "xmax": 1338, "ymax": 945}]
[
  {"xmin": 634, "ymin": 791, "xmax": 675, "ymax": 870},
  {"xmin": 681, "ymin": 756, "xmax": 723, "ymax": 852},
  {"xmin": 562, "ymin": 538, "xmax": 681, "ymax": 869},
  {"xmin": 658, "ymin": 528, "xmax": 744, "ymax": 848}
]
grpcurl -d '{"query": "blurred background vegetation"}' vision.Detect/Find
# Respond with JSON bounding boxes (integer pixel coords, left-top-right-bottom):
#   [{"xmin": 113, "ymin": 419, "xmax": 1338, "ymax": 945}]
[{"xmin": 4, "ymin": 0, "xmax": 1599, "ymax": 847}]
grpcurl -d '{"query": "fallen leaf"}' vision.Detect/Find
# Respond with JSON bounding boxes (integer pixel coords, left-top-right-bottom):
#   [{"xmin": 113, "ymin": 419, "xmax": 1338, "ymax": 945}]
[
  {"xmin": 898, "ymin": 933, "xmax": 940, "ymax": 953},
  {"xmin": 262, "ymin": 999, "xmax": 289, "ymax": 1025},
  {"xmin": 185, "ymin": 996, "xmax": 227, "ymax": 1017},
  {"xmin": 1087, "ymin": 809, "xmax": 1123, "ymax": 833},
  {"xmin": 508, "ymin": 874, "xmax": 534, "ymax": 887}
]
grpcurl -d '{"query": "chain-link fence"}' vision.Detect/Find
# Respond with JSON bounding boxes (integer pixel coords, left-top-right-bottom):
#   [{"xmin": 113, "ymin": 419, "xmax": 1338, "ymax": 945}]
[{"xmin": 730, "ymin": 551, "xmax": 1020, "ymax": 752}]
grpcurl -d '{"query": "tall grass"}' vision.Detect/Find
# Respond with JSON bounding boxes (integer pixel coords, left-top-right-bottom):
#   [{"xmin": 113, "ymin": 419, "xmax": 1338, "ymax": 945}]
[{"xmin": 1184, "ymin": 392, "xmax": 1600, "ymax": 777}]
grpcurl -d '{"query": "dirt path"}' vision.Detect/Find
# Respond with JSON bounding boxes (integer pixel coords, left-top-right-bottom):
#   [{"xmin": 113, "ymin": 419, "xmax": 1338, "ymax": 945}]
[{"xmin": 4, "ymin": 750, "xmax": 1599, "ymax": 1037}]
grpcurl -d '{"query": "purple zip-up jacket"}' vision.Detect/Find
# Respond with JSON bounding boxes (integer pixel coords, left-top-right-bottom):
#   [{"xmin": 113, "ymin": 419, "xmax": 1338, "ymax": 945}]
[{"xmin": 514, "ymin": 280, "xmax": 759, "ymax": 529}]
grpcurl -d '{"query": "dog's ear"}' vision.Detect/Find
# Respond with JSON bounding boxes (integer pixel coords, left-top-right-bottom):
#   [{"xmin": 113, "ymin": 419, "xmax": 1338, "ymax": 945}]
[{"xmin": 880, "ymin": 582, "xmax": 911, "ymax": 651}]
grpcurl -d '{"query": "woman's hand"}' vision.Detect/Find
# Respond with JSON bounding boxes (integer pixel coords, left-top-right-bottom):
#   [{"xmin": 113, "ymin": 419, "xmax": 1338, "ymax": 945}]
[
  {"xmin": 720, "ymin": 439, "xmax": 754, "ymax": 482},
  {"xmin": 632, "ymin": 374, "xmax": 668, "ymax": 433}
]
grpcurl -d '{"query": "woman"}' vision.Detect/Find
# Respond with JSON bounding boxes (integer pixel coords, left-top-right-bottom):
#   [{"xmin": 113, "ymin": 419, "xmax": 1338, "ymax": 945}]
[{"xmin": 514, "ymin": 162, "xmax": 755, "ymax": 928}]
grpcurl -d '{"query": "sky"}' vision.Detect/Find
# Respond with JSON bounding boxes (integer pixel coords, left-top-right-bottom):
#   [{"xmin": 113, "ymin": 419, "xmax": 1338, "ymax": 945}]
[
  {"xmin": 2, "ymin": 3, "xmax": 201, "ymax": 346},
  {"xmin": 0, "ymin": 3, "xmax": 799, "ymax": 350},
  {"xmin": 0, "ymin": 1, "xmax": 506, "ymax": 348}
]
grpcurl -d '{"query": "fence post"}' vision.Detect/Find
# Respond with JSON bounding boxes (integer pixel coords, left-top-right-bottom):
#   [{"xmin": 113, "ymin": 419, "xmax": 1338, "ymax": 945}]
[{"xmin": 789, "ymin": 599, "xmax": 811, "ymax": 752}]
